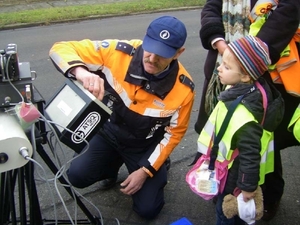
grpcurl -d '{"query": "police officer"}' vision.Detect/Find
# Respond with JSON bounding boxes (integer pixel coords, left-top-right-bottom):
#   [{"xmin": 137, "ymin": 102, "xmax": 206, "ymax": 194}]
[{"xmin": 49, "ymin": 16, "xmax": 195, "ymax": 219}]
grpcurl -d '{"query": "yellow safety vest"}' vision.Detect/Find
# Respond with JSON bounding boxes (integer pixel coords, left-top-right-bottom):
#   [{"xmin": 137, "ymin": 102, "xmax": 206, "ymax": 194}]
[
  {"xmin": 197, "ymin": 101, "xmax": 274, "ymax": 185},
  {"xmin": 288, "ymin": 104, "xmax": 300, "ymax": 142}
]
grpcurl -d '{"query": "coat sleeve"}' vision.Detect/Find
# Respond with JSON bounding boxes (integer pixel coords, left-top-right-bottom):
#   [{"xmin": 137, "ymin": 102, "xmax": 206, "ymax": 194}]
[
  {"xmin": 256, "ymin": 0, "xmax": 300, "ymax": 64},
  {"xmin": 234, "ymin": 122, "xmax": 263, "ymax": 192},
  {"xmin": 49, "ymin": 39, "xmax": 143, "ymax": 75},
  {"xmin": 49, "ymin": 39, "xmax": 106, "ymax": 75},
  {"xmin": 199, "ymin": 0, "xmax": 224, "ymax": 50}
]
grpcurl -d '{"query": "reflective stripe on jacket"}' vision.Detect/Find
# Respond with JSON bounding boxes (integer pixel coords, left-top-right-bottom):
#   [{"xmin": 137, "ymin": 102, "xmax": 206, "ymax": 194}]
[{"xmin": 197, "ymin": 101, "xmax": 274, "ymax": 185}]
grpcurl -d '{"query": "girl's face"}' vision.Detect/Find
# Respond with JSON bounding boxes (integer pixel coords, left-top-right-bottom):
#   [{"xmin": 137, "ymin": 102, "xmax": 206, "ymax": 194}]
[{"xmin": 217, "ymin": 48, "xmax": 251, "ymax": 85}]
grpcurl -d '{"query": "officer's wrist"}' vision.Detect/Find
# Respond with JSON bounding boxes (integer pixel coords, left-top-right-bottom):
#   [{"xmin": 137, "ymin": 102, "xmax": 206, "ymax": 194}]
[{"xmin": 141, "ymin": 166, "xmax": 152, "ymax": 177}]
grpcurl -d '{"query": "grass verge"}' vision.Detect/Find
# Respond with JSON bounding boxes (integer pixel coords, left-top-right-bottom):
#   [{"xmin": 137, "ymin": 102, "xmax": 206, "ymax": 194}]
[{"xmin": 0, "ymin": 0, "xmax": 205, "ymax": 29}]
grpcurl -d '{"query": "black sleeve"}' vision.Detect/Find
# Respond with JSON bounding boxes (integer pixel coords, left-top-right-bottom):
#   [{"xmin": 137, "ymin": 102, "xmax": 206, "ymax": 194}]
[
  {"xmin": 256, "ymin": 0, "xmax": 300, "ymax": 64},
  {"xmin": 234, "ymin": 121, "xmax": 263, "ymax": 192},
  {"xmin": 199, "ymin": 0, "xmax": 224, "ymax": 50}
]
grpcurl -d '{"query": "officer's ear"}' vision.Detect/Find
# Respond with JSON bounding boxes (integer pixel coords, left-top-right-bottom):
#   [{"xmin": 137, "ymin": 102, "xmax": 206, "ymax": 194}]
[{"xmin": 173, "ymin": 47, "xmax": 185, "ymax": 60}]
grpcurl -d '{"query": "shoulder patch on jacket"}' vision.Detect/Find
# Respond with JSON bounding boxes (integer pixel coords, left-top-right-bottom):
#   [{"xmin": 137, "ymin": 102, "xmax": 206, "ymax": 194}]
[
  {"xmin": 101, "ymin": 41, "xmax": 110, "ymax": 48},
  {"xmin": 179, "ymin": 74, "xmax": 195, "ymax": 92},
  {"xmin": 116, "ymin": 42, "xmax": 136, "ymax": 56}
]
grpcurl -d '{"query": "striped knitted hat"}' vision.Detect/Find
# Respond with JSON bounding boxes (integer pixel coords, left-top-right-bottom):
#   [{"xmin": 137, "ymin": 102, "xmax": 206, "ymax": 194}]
[{"xmin": 228, "ymin": 35, "xmax": 271, "ymax": 80}]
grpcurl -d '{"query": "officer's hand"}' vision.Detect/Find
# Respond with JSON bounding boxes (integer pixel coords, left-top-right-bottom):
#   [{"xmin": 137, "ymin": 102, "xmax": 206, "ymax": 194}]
[
  {"xmin": 120, "ymin": 168, "xmax": 148, "ymax": 195},
  {"xmin": 70, "ymin": 66, "xmax": 105, "ymax": 100}
]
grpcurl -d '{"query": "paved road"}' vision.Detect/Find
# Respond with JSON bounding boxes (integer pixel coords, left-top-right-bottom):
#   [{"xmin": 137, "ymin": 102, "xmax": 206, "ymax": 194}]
[{"xmin": 0, "ymin": 9, "xmax": 299, "ymax": 225}]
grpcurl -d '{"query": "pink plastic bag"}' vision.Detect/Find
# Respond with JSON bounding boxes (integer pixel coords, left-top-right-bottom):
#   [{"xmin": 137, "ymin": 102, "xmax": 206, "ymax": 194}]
[{"xmin": 186, "ymin": 154, "xmax": 230, "ymax": 200}]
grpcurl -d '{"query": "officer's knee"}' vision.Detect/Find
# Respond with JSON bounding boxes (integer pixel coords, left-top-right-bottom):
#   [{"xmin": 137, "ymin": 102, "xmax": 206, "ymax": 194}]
[
  {"xmin": 134, "ymin": 208, "xmax": 158, "ymax": 220},
  {"xmin": 133, "ymin": 203, "xmax": 163, "ymax": 220},
  {"xmin": 67, "ymin": 168, "xmax": 88, "ymax": 188}
]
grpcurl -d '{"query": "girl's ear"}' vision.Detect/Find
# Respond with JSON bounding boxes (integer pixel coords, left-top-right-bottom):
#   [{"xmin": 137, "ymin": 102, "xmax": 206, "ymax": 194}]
[{"xmin": 241, "ymin": 74, "xmax": 252, "ymax": 83}]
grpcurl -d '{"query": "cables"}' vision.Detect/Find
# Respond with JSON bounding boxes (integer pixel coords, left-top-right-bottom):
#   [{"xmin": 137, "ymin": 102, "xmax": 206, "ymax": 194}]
[
  {"xmin": 10, "ymin": 88, "xmax": 117, "ymax": 224},
  {"xmin": 38, "ymin": 115, "xmax": 98, "ymax": 225},
  {"xmin": 1, "ymin": 50, "xmax": 117, "ymax": 224},
  {"xmin": 18, "ymin": 124, "xmax": 58, "ymax": 224},
  {"xmin": 37, "ymin": 113, "xmax": 107, "ymax": 224}
]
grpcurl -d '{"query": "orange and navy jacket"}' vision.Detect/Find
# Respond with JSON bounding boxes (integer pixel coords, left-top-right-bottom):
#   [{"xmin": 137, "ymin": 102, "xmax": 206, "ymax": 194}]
[{"xmin": 49, "ymin": 39, "xmax": 195, "ymax": 177}]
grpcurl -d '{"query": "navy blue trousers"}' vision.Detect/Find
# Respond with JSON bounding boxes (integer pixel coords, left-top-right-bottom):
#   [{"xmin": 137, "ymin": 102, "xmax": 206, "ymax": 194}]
[{"xmin": 67, "ymin": 133, "xmax": 167, "ymax": 219}]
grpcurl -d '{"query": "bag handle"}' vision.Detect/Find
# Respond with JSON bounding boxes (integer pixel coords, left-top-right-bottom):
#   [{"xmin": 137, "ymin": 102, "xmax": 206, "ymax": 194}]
[
  {"xmin": 208, "ymin": 95, "xmax": 244, "ymax": 170},
  {"xmin": 209, "ymin": 81, "xmax": 268, "ymax": 170},
  {"xmin": 255, "ymin": 80, "xmax": 268, "ymax": 125}
]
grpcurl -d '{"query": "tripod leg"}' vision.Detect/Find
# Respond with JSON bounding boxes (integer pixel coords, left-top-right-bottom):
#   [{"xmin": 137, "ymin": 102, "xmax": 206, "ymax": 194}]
[
  {"xmin": 0, "ymin": 173, "xmax": 5, "ymax": 224},
  {"xmin": 7, "ymin": 170, "xmax": 17, "ymax": 225},
  {"xmin": 18, "ymin": 166, "xmax": 27, "ymax": 224},
  {"xmin": 24, "ymin": 158, "xmax": 43, "ymax": 225},
  {"xmin": 0, "ymin": 172, "xmax": 9, "ymax": 224}
]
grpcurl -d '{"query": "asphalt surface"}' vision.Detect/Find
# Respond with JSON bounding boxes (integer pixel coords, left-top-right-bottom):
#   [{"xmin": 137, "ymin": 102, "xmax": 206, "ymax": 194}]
[{"xmin": 1, "ymin": 1, "xmax": 300, "ymax": 225}]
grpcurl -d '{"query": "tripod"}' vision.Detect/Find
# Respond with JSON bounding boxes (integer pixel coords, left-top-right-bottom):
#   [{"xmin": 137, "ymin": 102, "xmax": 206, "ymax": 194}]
[{"xmin": 0, "ymin": 88, "xmax": 102, "ymax": 225}]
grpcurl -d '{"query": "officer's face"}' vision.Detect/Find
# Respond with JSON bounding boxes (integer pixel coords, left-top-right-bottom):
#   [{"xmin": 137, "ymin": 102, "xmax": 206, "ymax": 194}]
[
  {"xmin": 143, "ymin": 50, "xmax": 174, "ymax": 75},
  {"xmin": 143, "ymin": 47, "xmax": 185, "ymax": 75}
]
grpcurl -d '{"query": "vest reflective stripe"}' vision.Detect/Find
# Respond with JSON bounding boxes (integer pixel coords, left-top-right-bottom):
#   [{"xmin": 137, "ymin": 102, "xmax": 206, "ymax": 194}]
[
  {"xmin": 259, "ymin": 131, "xmax": 274, "ymax": 184},
  {"xmin": 197, "ymin": 101, "xmax": 274, "ymax": 185},
  {"xmin": 288, "ymin": 104, "xmax": 300, "ymax": 142},
  {"xmin": 197, "ymin": 119, "xmax": 215, "ymax": 155},
  {"xmin": 198, "ymin": 102, "xmax": 254, "ymax": 160}
]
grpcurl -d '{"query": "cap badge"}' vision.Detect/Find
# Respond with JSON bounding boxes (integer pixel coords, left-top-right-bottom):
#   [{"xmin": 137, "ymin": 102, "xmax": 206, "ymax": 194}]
[{"xmin": 160, "ymin": 30, "xmax": 170, "ymax": 40}]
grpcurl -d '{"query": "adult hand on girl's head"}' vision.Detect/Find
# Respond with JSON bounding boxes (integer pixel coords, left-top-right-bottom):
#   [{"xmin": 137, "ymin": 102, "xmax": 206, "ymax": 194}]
[{"xmin": 215, "ymin": 40, "xmax": 228, "ymax": 56}]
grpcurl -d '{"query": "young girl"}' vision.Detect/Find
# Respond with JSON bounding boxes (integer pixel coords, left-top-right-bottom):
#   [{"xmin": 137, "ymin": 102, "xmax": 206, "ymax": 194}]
[
  {"xmin": 195, "ymin": 1, "xmax": 300, "ymax": 220},
  {"xmin": 196, "ymin": 35, "xmax": 284, "ymax": 224}
]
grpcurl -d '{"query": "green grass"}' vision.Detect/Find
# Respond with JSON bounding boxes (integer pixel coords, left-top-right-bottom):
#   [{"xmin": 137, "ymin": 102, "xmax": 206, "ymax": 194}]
[{"xmin": 0, "ymin": 0, "xmax": 205, "ymax": 29}]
